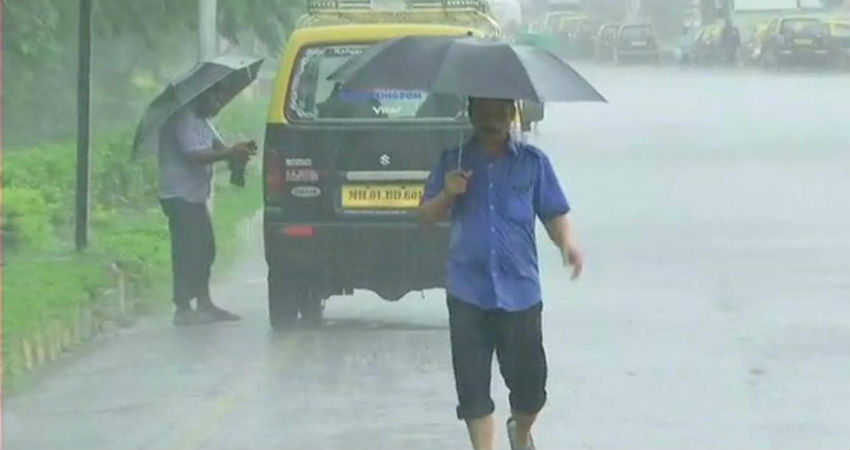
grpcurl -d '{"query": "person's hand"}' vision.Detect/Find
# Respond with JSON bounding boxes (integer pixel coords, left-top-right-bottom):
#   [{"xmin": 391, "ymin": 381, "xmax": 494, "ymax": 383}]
[
  {"xmin": 228, "ymin": 141, "xmax": 256, "ymax": 161},
  {"xmin": 562, "ymin": 243, "xmax": 584, "ymax": 280},
  {"xmin": 444, "ymin": 169, "xmax": 472, "ymax": 197}
]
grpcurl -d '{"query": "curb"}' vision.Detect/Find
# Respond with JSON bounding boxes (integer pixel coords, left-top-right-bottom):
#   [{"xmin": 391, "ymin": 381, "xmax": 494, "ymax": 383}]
[{"xmin": 6, "ymin": 210, "xmax": 262, "ymax": 379}]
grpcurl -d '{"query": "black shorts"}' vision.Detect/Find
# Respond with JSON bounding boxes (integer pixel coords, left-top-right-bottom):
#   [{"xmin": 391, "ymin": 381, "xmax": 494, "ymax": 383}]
[{"xmin": 447, "ymin": 295, "xmax": 547, "ymax": 420}]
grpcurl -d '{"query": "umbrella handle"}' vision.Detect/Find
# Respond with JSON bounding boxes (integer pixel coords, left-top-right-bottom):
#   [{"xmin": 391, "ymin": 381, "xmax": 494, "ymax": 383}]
[
  {"xmin": 458, "ymin": 96, "xmax": 468, "ymax": 171},
  {"xmin": 458, "ymin": 137, "xmax": 463, "ymax": 171}
]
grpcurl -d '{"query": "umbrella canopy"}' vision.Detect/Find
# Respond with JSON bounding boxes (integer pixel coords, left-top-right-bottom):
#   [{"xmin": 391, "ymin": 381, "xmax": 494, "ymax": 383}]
[
  {"xmin": 131, "ymin": 55, "xmax": 264, "ymax": 159},
  {"xmin": 328, "ymin": 35, "xmax": 605, "ymax": 103}
]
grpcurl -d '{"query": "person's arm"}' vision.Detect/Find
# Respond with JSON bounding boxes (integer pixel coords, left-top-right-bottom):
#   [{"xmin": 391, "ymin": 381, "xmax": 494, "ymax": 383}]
[
  {"xmin": 534, "ymin": 153, "xmax": 583, "ymax": 279},
  {"xmin": 175, "ymin": 112, "xmax": 254, "ymax": 166},
  {"xmin": 544, "ymin": 214, "xmax": 583, "ymax": 279},
  {"xmin": 184, "ymin": 145, "xmax": 242, "ymax": 166}
]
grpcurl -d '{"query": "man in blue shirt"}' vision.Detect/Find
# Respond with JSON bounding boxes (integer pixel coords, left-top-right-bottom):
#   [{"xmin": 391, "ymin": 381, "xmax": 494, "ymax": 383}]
[{"xmin": 420, "ymin": 97, "xmax": 583, "ymax": 450}]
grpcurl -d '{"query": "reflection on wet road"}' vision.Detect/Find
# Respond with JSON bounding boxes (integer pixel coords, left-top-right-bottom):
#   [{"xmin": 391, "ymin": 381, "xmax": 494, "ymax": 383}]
[{"xmin": 4, "ymin": 66, "xmax": 850, "ymax": 450}]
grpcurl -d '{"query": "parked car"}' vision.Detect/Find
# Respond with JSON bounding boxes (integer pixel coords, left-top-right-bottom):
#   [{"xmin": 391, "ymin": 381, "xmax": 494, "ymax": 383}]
[
  {"xmin": 568, "ymin": 18, "xmax": 604, "ymax": 59},
  {"xmin": 551, "ymin": 13, "xmax": 587, "ymax": 57},
  {"xmin": 612, "ymin": 23, "xmax": 662, "ymax": 64},
  {"xmin": 743, "ymin": 22, "xmax": 770, "ymax": 66},
  {"xmin": 518, "ymin": 12, "xmax": 579, "ymax": 55},
  {"xmin": 263, "ymin": 0, "xmax": 501, "ymax": 328},
  {"xmin": 594, "ymin": 23, "xmax": 621, "ymax": 62},
  {"xmin": 761, "ymin": 16, "xmax": 830, "ymax": 70},
  {"xmin": 825, "ymin": 18, "xmax": 850, "ymax": 70}
]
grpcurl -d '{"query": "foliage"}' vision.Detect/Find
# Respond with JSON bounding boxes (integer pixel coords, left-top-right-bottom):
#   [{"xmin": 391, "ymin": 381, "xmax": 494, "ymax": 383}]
[
  {"xmin": 1, "ymin": 188, "xmax": 56, "ymax": 252},
  {"xmin": 2, "ymin": 0, "xmax": 302, "ymax": 148},
  {"xmin": 2, "ymin": 94, "xmax": 269, "ymax": 378}
]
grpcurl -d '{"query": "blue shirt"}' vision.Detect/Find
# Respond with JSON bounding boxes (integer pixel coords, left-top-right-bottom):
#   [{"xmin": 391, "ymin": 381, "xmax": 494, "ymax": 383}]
[{"xmin": 423, "ymin": 138, "xmax": 570, "ymax": 312}]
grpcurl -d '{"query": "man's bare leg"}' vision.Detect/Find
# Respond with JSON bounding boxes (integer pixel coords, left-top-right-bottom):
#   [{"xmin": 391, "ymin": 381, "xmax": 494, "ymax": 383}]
[
  {"xmin": 510, "ymin": 411, "xmax": 538, "ymax": 449},
  {"xmin": 465, "ymin": 414, "xmax": 495, "ymax": 450}
]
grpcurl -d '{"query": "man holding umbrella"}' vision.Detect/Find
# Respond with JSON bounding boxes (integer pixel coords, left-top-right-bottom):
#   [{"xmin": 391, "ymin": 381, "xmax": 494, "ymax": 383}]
[
  {"xmin": 134, "ymin": 56, "xmax": 263, "ymax": 325},
  {"xmin": 158, "ymin": 87, "xmax": 255, "ymax": 325},
  {"xmin": 420, "ymin": 96, "xmax": 583, "ymax": 450},
  {"xmin": 329, "ymin": 36, "xmax": 601, "ymax": 449}
]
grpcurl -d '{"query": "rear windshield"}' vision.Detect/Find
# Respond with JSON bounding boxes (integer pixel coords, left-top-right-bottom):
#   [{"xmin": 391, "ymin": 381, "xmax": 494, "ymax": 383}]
[
  {"xmin": 287, "ymin": 44, "xmax": 464, "ymax": 121},
  {"xmin": 620, "ymin": 26, "xmax": 653, "ymax": 40},
  {"xmin": 780, "ymin": 19, "xmax": 826, "ymax": 36}
]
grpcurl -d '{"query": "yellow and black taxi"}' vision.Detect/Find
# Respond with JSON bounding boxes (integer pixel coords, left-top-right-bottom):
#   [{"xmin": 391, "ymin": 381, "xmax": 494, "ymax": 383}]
[
  {"xmin": 760, "ymin": 16, "xmax": 830, "ymax": 69},
  {"xmin": 743, "ymin": 22, "xmax": 770, "ymax": 66},
  {"xmin": 541, "ymin": 11, "xmax": 586, "ymax": 57},
  {"xmin": 262, "ymin": 0, "xmax": 501, "ymax": 328}
]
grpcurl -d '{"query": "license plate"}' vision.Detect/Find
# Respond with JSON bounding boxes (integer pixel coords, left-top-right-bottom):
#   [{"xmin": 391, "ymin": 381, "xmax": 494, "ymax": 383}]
[
  {"xmin": 794, "ymin": 38, "xmax": 813, "ymax": 45},
  {"xmin": 341, "ymin": 184, "xmax": 424, "ymax": 209},
  {"xmin": 631, "ymin": 40, "xmax": 647, "ymax": 46}
]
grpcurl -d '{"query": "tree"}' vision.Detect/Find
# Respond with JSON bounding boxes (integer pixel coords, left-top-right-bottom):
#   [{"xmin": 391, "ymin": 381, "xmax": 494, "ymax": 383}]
[{"xmin": 3, "ymin": 0, "xmax": 304, "ymax": 148}]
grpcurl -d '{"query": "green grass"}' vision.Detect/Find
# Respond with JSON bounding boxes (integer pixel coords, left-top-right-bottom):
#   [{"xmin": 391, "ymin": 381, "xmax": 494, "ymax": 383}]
[{"xmin": 2, "ymin": 95, "xmax": 270, "ymax": 380}]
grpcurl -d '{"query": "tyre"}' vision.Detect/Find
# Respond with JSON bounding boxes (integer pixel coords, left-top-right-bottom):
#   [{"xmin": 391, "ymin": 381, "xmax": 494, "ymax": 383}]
[
  {"xmin": 299, "ymin": 293, "xmax": 325, "ymax": 326},
  {"xmin": 267, "ymin": 265, "xmax": 298, "ymax": 330}
]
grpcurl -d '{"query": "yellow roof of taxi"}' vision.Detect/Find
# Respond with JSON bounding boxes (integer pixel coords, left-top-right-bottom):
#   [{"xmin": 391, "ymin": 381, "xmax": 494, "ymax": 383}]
[
  {"xmin": 268, "ymin": 23, "xmax": 482, "ymax": 124},
  {"xmin": 289, "ymin": 23, "xmax": 481, "ymax": 45}
]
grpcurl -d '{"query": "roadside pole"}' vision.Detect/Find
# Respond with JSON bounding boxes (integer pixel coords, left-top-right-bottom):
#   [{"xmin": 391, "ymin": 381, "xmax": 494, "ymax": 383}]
[
  {"xmin": 75, "ymin": 0, "xmax": 92, "ymax": 251},
  {"xmin": 199, "ymin": 0, "xmax": 218, "ymax": 214},
  {"xmin": 199, "ymin": 0, "xmax": 217, "ymax": 61}
]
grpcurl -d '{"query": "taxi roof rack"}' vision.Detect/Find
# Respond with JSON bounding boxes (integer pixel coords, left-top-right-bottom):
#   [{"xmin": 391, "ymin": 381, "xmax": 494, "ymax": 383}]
[{"xmin": 306, "ymin": 0, "xmax": 490, "ymax": 15}]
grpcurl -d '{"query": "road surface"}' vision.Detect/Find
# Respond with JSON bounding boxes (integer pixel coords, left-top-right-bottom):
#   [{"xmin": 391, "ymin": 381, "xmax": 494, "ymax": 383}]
[{"xmin": 4, "ymin": 66, "xmax": 850, "ymax": 450}]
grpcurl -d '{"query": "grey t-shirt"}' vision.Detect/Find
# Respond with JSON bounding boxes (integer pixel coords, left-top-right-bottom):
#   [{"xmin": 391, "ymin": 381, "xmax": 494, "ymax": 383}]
[{"xmin": 158, "ymin": 108, "xmax": 219, "ymax": 203}]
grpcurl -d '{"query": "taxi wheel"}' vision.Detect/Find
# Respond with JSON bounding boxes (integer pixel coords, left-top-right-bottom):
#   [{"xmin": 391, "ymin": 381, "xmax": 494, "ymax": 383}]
[
  {"xmin": 268, "ymin": 268, "xmax": 298, "ymax": 330},
  {"xmin": 299, "ymin": 295, "xmax": 325, "ymax": 326}
]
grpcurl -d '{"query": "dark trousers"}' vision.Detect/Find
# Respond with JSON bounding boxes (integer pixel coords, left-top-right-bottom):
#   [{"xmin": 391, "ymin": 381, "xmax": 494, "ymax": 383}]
[
  {"xmin": 447, "ymin": 295, "xmax": 547, "ymax": 420},
  {"xmin": 160, "ymin": 198, "xmax": 216, "ymax": 309}
]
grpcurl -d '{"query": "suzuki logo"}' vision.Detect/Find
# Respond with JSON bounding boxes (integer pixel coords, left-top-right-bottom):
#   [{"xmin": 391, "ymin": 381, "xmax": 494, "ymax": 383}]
[{"xmin": 379, "ymin": 154, "xmax": 390, "ymax": 166}]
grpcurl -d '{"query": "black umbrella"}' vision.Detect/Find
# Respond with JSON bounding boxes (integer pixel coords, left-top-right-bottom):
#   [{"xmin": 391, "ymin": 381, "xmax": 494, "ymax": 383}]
[
  {"xmin": 328, "ymin": 35, "xmax": 605, "ymax": 103},
  {"xmin": 132, "ymin": 55, "xmax": 264, "ymax": 159}
]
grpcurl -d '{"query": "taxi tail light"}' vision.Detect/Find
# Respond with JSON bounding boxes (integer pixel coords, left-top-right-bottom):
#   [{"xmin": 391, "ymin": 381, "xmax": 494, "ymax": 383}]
[
  {"xmin": 265, "ymin": 149, "xmax": 284, "ymax": 203},
  {"xmin": 282, "ymin": 225, "xmax": 315, "ymax": 238}
]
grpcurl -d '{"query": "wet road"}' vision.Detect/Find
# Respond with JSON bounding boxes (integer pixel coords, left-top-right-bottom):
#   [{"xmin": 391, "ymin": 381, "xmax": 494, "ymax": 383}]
[{"xmin": 4, "ymin": 66, "xmax": 850, "ymax": 450}]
